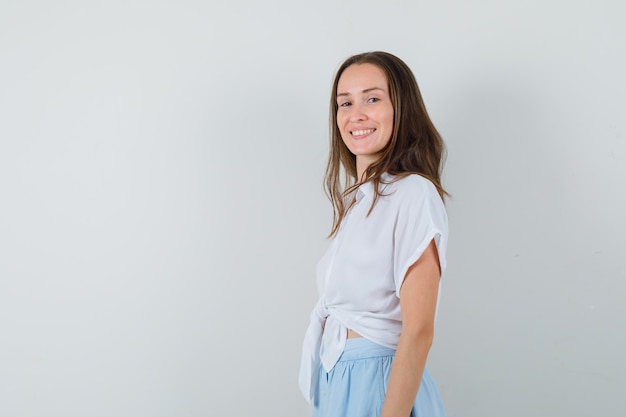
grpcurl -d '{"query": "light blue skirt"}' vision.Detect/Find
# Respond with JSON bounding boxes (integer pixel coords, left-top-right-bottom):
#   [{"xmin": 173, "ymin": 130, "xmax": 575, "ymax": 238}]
[{"xmin": 312, "ymin": 338, "xmax": 446, "ymax": 417}]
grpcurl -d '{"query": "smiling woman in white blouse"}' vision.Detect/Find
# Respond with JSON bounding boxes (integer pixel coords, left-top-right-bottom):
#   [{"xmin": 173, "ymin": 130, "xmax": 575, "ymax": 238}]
[{"xmin": 299, "ymin": 51, "xmax": 450, "ymax": 417}]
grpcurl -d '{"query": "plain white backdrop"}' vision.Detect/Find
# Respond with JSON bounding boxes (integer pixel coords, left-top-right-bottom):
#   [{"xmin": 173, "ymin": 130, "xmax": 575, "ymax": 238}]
[{"xmin": 1, "ymin": 1, "xmax": 625, "ymax": 416}]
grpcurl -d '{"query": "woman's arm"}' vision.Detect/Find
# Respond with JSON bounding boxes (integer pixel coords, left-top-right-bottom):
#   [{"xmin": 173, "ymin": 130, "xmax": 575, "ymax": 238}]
[{"xmin": 380, "ymin": 239, "xmax": 442, "ymax": 417}]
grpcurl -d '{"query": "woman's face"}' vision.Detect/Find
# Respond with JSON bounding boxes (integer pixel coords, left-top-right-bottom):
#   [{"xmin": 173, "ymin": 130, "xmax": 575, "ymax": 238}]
[{"xmin": 336, "ymin": 63, "xmax": 394, "ymax": 173}]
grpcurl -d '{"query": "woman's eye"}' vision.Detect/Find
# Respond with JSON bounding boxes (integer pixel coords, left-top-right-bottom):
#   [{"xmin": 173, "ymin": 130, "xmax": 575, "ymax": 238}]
[
  {"xmin": 339, "ymin": 101, "xmax": 351, "ymax": 107},
  {"xmin": 368, "ymin": 97, "xmax": 380, "ymax": 103}
]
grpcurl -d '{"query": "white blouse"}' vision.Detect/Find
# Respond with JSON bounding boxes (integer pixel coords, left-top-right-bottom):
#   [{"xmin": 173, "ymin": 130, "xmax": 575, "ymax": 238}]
[{"xmin": 299, "ymin": 173, "xmax": 448, "ymax": 403}]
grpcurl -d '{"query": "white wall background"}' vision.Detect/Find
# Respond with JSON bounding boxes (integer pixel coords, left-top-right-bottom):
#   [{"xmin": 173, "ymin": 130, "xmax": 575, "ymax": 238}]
[{"xmin": 1, "ymin": 1, "xmax": 624, "ymax": 416}]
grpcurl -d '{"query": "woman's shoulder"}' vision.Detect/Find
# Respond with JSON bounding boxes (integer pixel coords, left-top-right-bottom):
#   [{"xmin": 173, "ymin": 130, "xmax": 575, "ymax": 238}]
[{"xmin": 382, "ymin": 173, "xmax": 440, "ymax": 201}]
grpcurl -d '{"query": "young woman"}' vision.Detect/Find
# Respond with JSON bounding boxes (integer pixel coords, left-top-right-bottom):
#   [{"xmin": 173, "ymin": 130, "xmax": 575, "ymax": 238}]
[{"xmin": 299, "ymin": 51, "xmax": 449, "ymax": 417}]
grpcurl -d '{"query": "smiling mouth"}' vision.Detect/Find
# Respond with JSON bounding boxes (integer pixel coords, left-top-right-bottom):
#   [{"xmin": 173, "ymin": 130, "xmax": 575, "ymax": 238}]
[{"xmin": 351, "ymin": 128, "xmax": 376, "ymax": 136}]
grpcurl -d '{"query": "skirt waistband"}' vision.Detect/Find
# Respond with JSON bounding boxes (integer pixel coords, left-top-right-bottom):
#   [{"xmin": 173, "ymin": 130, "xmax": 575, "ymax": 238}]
[{"xmin": 338, "ymin": 337, "xmax": 396, "ymax": 362}]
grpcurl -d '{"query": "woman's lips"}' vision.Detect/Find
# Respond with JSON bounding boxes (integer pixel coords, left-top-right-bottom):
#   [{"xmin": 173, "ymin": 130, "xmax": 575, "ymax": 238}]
[{"xmin": 351, "ymin": 128, "xmax": 376, "ymax": 138}]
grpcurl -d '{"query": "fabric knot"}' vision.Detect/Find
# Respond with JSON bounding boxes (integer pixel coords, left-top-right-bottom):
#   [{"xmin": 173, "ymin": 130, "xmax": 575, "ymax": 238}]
[{"xmin": 298, "ymin": 298, "xmax": 347, "ymax": 403}]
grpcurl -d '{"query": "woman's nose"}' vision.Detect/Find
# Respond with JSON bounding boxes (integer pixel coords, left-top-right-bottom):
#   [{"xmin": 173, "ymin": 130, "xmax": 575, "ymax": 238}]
[{"xmin": 349, "ymin": 104, "xmax": 367, "ymax": 122}]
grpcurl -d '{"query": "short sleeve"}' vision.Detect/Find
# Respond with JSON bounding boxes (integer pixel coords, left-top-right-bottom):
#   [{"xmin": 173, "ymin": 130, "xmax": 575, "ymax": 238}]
[{"xmin": 392, "ymin": 176, "xmax": 448, "ymax": 296}]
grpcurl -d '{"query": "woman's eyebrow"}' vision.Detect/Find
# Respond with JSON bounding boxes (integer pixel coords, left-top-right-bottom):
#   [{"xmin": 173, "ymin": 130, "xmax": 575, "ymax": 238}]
[{"xmin": 337, "ymin": 87, "xmax": 386, "ymax": 97}]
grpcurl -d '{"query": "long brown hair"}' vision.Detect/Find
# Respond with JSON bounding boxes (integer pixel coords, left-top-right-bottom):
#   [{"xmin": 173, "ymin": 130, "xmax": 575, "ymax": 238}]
[{"xmin": 325, "ymin": 51, "xmax": 448, "ymax": 237}]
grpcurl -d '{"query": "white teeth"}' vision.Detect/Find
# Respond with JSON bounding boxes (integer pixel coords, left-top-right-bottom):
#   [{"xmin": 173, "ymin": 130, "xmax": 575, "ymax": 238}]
[{"xmin": 352, "ymin": 129, "xmax": 375, "ymax": 136}]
